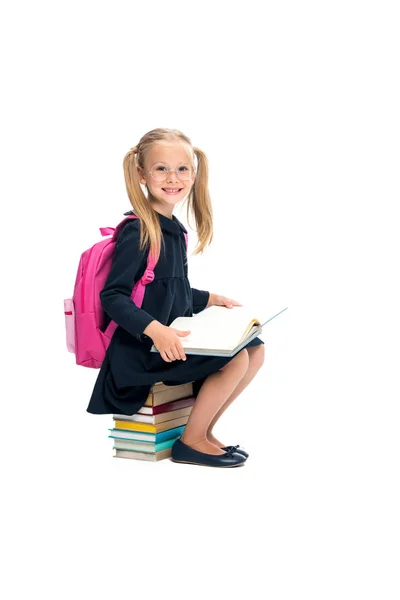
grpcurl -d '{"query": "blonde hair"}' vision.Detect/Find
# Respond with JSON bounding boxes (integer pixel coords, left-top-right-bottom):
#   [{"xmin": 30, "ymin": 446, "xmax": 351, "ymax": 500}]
[{"xmin": 122, "ymin": 128, "xmax": 213, "ymax": 263}]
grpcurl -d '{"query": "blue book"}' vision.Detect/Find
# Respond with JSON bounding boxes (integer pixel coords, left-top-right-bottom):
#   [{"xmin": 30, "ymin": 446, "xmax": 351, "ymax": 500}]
[{"xmin": 108, "ymin": 425, "xmax": 185, "ymax": 443}]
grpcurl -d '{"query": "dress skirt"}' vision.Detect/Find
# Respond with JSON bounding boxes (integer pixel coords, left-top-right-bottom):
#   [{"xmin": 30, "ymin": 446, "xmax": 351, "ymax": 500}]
[{"xmin": 87, "ymin": 331, "xmax": 264, "ymax": 416}]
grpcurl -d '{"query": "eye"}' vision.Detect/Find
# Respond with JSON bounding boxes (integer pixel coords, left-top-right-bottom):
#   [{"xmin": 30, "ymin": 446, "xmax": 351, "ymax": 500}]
[
  {"xmin": 178, "ymin": 166, "xmax": 188, "ymax": 172},
  {"xmin": 156, "ymin": 166, "xmax": 166, "ymax": 171}
]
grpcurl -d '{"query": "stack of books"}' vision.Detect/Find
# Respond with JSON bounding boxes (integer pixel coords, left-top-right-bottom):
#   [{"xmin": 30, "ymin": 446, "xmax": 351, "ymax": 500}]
[{"xmin": 109, "ymin": 381, "xmax": 195, "ymax": 462}]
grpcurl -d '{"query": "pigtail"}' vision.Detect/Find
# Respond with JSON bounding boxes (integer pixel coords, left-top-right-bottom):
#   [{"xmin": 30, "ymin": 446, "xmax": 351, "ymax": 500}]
[
  {"xmin": 122, "ymin": 146, "xmax": 164, "ymax": 264},
  {"xmin": 186, "ymin": 147, "xmax": 213, "ymax": 255}
]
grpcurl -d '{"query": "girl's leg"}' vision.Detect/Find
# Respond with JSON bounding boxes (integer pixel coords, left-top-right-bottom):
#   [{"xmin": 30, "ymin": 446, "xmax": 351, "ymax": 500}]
[
  {"xmin": 206, "ymin": 344, "xmax": 265, "ymax": 447},
  {"xmin": 180, "ymin": 349, "xmax": 250, "ymax": 455}
]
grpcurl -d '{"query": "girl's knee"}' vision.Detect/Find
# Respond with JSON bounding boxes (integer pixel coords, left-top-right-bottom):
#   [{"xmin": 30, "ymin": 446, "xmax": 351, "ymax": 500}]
[
  {"xmin": 220, "ymin": 348, "xmax": 249, "ymax": 375},
  {"xmin": 249, "ymin": 344, "xmax": 265, "ymax": 369},
  {"xmin": 234, "ymin": 348, "xmax": 250, "ymax": 370}
]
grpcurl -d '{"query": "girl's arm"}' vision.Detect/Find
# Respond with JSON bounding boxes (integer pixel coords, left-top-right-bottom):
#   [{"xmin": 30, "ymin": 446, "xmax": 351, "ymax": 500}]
[
  {"xmin": 191, "ymin": 287, "xmax": 211, "ymax": 314},
  {"xmin": 100, "ymin": 219, "xmax": 158, "ymax": 337},
  {"xmin": 205, "ymin": 292, "xmax": 215, "ymax": 308}
]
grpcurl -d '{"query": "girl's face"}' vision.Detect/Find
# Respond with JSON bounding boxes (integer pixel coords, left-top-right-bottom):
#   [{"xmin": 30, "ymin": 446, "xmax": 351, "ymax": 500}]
[{"xmin": 138, "ymin": 141, "xmax": 196, "ymax": 216}]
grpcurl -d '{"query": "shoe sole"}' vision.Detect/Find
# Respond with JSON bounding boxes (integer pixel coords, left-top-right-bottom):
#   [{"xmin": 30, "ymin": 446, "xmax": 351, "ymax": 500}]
[{"xmin": 170, "ymin": 458, "xmax": 245, "ymax": 468}]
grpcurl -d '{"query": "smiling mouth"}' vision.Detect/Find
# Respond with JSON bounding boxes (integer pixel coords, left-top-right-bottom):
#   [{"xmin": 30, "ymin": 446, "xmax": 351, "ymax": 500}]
[{"xmin": 162, "ymin": 188, "xmax": 183, "ymax": 193}]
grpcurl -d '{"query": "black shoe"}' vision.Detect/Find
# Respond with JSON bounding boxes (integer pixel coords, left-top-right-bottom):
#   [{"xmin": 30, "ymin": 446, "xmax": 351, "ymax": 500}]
[
  {"xmin": 221, "ymin": 445, "xmax": 249, "ymax": 459},
  {"xmin": 171, "ymin": 438, "xmax": 246, "ymax": 468}
]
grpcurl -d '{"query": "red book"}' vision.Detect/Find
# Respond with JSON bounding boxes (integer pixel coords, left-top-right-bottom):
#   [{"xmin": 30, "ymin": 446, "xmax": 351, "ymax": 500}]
[{"xmin": 139, "ymin": 396, "xmax": 195, "ymax": 416}]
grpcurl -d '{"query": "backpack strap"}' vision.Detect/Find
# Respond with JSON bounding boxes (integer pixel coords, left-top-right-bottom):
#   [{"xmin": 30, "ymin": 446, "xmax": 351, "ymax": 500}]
[{"xmin": 102, "ymin": 215, "xmax": 189, "ymax": 306}]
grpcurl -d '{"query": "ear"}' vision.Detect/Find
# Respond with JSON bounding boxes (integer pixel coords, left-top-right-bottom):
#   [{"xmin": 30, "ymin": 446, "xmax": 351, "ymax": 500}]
[{"xmin": 137, "ymin": 165, "xmax": 147, "ymax": 186}]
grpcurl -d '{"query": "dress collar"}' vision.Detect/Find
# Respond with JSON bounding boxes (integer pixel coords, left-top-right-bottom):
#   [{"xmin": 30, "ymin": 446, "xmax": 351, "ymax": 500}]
[{"xmin": 123, "ymin": 210, "xmax": 187, "ymax": 236}]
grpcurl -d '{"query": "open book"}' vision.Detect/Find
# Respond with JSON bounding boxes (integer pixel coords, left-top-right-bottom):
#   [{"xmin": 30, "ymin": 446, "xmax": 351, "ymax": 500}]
[{"xmin": 150, "ymin": 305, "xmax": 288, "ymax": 357}]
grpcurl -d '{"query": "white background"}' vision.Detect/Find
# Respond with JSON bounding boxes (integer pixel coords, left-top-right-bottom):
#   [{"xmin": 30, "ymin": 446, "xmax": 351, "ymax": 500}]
[{"xmin": 1, "ymin": 1, "xmax": 399, "ymax": 598}]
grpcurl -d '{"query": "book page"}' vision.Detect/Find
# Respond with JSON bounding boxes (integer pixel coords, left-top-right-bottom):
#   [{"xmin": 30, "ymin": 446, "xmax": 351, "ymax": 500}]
[{"xmin": 170, "ymin": 306, "xmax": 261, "ymax": 351}]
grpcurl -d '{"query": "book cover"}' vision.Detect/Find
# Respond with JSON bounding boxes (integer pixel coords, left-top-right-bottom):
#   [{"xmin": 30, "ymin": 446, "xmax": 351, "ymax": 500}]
[
  {"xmin": 108, "ymin": 425, "xmax": 186, "ymax": 442},
  {"xmin": 138, "ymin": 396, "xmax": 195, "ymax": 415},
  {"xmin": 112, "ymin": 437, "xmax": 178, "ymax": 453},
  {"xmin": 113, "ymin": 448, "xmax": 172, "ymax": 461},
  {"xmin": 113, "ymin": 415, "xmax": 189, "ymax": 433},
  {"xmin": 113, "ymin": 405, "xmax": 193, "ymax": 424},
  {"xmin": 149, "ymin": 306, "xmax": 288, "ymax": 357},
  {"xmin": 144, "ymin": 381, "xmax": 194, "ymax": 407}
]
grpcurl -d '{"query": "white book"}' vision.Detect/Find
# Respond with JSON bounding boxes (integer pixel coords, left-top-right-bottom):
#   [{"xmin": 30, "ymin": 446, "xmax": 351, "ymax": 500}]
[
  {"xmin": 113, "ymin": 448, "xmax": 172, "ymax": 461},
  {"xmin": 150, "ymin": 305, "xmax": 288, "ymax": 357}
]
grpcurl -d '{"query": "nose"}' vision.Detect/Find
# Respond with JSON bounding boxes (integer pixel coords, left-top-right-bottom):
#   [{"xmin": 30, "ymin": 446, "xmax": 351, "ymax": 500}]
[{"xmin": 166, "ymin": 168, "xmax": 179, "ymax": 183}]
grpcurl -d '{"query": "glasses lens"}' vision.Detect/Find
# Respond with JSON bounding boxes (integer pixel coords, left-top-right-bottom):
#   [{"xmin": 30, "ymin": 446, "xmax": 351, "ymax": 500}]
[
  {"xmin": 150, "ymin": 162, "xmax": 194, "ymax": 181},
  {"xmin": 175, "ymin": 162, "xmax": 193, "ymax": 180}
]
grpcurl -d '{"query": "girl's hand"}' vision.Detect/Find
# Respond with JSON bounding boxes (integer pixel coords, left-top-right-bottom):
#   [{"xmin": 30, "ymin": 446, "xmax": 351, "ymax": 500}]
[
  {"xmin": 208, "ymin": 293, "xmax": 243, "ymax": 309},
  {"xmin": 151, "ymin": 324, "xmax": 190, "ymax": 363}
]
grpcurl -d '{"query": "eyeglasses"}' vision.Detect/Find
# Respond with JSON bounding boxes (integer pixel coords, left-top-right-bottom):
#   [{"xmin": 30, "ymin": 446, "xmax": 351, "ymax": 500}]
[{"xmin": 147, "ymin": 161, "xmax": 195, "ymax": 182}]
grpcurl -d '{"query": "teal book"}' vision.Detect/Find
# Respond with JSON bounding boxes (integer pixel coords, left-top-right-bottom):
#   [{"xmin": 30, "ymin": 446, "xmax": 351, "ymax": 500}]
[
  {"xmin": 112, "ymin": 437, "xmax": 178, "ymax": 453},
  {"xmin": 108, "ymin": 425, "xmax": 185, "ymax": 443},
  {"xmin": 150, "ymin": 306, "xmax": 288, "ymax": 357}
]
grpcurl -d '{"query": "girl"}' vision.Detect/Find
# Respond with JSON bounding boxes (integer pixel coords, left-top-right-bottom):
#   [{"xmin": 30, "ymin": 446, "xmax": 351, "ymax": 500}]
[{"xmin": 87, "ymin": 128, "xmax": 265, "ymax": 468}]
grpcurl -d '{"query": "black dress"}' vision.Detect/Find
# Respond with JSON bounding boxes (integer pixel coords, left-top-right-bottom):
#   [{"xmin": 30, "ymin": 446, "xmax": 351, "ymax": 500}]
[{"xmin": 86, "ymin": 210, "xmax": 264, "ymax": 415}]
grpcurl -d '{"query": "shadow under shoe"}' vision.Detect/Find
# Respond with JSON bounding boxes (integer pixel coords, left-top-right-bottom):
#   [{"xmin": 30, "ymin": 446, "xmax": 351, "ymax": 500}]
[{"xmin": 171, "ymin": 438, "xmax": 246, "ymax": 468}]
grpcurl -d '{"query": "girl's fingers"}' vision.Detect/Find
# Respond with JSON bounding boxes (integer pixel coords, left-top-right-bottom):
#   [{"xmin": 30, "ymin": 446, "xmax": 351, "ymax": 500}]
[
  {"xmin": 174, "ymin": 344, "xmax": 187, "ymax": 361},
  {"xmin": 165, "ymin": 350, "xmax": 174, "ymax": 361},
  {"xmin": 167, "ymin": 348, "xmax": 178, "ymax": 361},
  {"xmin": 161, "ymin": 346, "xmax": 187, "ymax": 362},
  {"xmin": 171, "ymin": 347, "xmax": 181, "ymax": 361}
]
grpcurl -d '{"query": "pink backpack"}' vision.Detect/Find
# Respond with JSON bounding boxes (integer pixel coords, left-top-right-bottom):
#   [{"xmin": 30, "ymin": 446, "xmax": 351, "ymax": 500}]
[{"xmin": 64, "ymin": 215, "xmax": 188, "ymax": 368}]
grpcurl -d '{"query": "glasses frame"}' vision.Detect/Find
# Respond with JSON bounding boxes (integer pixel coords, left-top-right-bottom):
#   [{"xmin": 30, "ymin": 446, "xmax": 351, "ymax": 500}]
[{"xmin": 146, "ymin": 161, "xmax": 196, "ymax": 182}]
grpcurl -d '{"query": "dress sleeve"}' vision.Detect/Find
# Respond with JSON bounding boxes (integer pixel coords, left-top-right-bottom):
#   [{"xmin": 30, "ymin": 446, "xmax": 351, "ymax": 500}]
[
  {"xmin": 100, "ymin": 219, "xmax": 157, "ymax": 337},
  {"xmin": 191, "ymin": 287, "xmax": 210, "ymax": 314}
]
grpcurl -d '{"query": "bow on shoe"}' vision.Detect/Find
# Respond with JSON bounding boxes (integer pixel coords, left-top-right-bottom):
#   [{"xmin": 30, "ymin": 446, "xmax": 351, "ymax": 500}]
[{"xmin": 225, "ymin": 445, "xmax": 240, "ymax": 457}]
